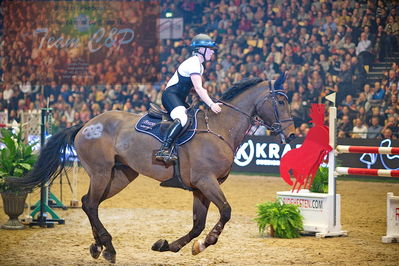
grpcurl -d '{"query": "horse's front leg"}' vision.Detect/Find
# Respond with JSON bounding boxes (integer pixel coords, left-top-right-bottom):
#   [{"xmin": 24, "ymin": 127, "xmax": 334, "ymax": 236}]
[
  {"xmin": 152, "ymin": 190, "xmax": 210, "ymax": 252},
  {"xmin": 191, "ymin": 176, "xmax": 231, "ymax": 255}
]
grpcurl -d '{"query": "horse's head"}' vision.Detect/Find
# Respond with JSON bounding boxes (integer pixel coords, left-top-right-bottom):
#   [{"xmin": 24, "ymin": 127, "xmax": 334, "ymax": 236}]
[{"xmin": 254, "ymin": 75, "xmax": 296, "ymax": 143}]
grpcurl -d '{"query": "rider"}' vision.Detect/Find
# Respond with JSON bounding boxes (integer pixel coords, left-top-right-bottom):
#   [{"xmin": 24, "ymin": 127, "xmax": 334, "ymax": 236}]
[{"xmin": 155, "ymin": 34, "xmax": 223, "ymax": 162}]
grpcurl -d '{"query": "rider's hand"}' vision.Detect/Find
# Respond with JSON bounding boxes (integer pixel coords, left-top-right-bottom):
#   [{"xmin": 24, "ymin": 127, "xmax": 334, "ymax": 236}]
[{"xmin": 210, "ymin": 103, "xmax": 222, "ymax": 114}]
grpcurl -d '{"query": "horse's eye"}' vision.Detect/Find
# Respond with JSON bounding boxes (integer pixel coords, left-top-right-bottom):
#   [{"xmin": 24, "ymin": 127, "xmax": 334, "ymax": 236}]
[{"xmin": 278, "ymin": 100, "xmax": 285, "ymax": 105}]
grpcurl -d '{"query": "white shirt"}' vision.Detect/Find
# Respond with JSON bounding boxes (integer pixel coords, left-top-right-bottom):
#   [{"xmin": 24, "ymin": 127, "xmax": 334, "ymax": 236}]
[
  {"xmin": 3, "ymin": 88, "xmax": 14, "ymax": 101},
  {"xmin": 353, "ymin": 125, "xmax": 368, "ymax": 139},
  {"xmin": 19, "ymin": 82, "xmax": 32, "ymax": 94},
  {"xmin": 166, "ymin": 55, "xmax": 204, "ymax": 89},
  {"xmin": 356, "ymin": 39, "xmax": 371, "ymax": 56}
]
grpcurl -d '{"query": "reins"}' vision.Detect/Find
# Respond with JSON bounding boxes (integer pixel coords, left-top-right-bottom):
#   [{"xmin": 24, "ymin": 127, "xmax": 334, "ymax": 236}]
[{"xmin": 190, "ymin": 110, "xmax": 236, "ymax": 153}]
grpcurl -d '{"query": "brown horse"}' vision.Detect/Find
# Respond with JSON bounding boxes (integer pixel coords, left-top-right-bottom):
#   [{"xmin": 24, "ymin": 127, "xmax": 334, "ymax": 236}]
[{"xmin": 9, "ymin": 78, "xmax": 295, "ymax": 263}]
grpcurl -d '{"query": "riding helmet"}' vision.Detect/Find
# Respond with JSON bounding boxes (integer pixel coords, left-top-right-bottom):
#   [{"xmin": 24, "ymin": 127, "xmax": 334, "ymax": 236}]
[{"xmin": 190, "ymin": 34, "xmax": 218, "ymax": 50}]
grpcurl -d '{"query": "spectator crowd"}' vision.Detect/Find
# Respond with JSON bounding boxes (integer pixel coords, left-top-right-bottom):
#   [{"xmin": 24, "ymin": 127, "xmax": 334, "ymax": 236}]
[{"xmin": 0, "ymin": 0, "xmax": 398, "ymax": 140}]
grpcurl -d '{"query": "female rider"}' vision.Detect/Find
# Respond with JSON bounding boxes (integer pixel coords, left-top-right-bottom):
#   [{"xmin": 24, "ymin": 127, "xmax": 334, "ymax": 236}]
[{"xmin": 155, "ymin": 34, "xmax": 222, "ymax": 162}]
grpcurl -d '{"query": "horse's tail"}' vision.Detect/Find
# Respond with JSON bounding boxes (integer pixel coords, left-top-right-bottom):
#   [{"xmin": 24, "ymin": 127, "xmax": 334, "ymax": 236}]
[{"xmin": 6, "ymin": 123, "xmax": 84, "ymax": 190}]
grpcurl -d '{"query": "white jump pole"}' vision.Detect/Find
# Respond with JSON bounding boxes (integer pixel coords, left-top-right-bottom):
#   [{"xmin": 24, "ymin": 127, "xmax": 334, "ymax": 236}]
[
  {"xmin": 336, "ymin": 167, "xmax": 399, "ymax": 177},
  {"xmin": 336, "ymin": 145, "xmax": 399, "ymax": 155},
  {"xmin": 70, "ymin": 160, "xmax": 79, "ymax": 207},
  {"xmin": 328, "ymin": 106, "xmax": 337, "ymax": 227},
  {"xmin": 328, "ymin": 106, "xmax": 337, "ymax": 196}
]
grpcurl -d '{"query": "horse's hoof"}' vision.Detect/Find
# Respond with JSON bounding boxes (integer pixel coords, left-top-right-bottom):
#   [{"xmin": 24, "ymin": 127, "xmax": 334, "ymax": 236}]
[
  {"xmin": 102, "ymin": 249, "xmax": 116, "ymax": 264},
  {"xmin": 89, "ymin": 243, "xmax": 102, "ymax": 259},
  {"xmin": 192, "ymin": 240, "xmax": 205, "ymax": 255},
  {"xmin": 151, "ymin": 239, "xmax": 169, "ymax": 252}
]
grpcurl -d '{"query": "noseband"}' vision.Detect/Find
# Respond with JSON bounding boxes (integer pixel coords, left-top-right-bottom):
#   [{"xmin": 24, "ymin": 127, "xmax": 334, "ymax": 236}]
[{"xmin": 217, "ymin": 82, "xmax": 293, "ymax": 136}]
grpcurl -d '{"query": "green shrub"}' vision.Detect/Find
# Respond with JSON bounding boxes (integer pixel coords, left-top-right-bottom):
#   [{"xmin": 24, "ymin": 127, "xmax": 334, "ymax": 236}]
[
  {"xmin": 310, "ymin": 167, "xmax": 329, "ymax": 193},
  {"xmin": 255, "ymin": 199, "xmax": 303, "ymax": 238}
]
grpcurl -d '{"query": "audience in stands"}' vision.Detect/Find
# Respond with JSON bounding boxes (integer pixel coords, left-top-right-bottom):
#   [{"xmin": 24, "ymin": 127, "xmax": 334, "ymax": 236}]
[
  {"xmin": 0, "ymin": 0, "xmax": 398, "ymax": 140},
  {"xmin": 368, "ymin": 116, "xmax": 384, "ymax": 139}
]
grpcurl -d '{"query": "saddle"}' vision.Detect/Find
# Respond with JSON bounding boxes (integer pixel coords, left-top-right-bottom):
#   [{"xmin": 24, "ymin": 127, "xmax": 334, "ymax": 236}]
[
  {"xmin": 136, "ymin": 103, "xmax": 198, "ymax": 145},
  {"xmin": 135, "ymin": 103, "xmax": 199, "ymax": 191},
  {"xmin": 147, "ymin": 103, "xmax": 176, "ymax": 135},
  {"xmin": 148, "ymin": 103, "xmax": 168, "ymax": 119}
]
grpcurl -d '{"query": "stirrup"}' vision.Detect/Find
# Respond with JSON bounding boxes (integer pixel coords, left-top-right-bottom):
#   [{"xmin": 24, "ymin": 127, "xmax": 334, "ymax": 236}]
[{"xmin": 155, "ymin": 150, "xmax": 177, "ymax": 162}]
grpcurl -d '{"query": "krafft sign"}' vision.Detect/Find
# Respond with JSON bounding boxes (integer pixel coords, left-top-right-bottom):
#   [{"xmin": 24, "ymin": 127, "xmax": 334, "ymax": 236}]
[
  {"xmin": 232, "ymin": 136, "xmax": 303, "ymax": 173},
  {"xmin": 232, "ymin": 136, "xmax": 399, "ymax": 175}
]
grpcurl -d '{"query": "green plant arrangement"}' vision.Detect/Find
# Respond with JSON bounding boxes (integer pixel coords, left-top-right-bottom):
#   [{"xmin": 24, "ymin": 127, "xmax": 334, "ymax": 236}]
[
  {"xmin": 310, "ymin": 166, "xmax": 329, "ymax": 193},
  {"xmin": 0, "ymin": 126, "xmax": 37, "ymax": 193},
  {"xmin": 0, "ymin": 126, "xmax": 38, "ymax": 229},
  {"xmin": 255, "ymin": 199, "xmax": 303, "ymax": 238}
]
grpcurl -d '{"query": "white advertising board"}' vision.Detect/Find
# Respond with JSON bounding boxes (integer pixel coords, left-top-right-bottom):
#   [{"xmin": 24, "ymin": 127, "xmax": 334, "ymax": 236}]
[{"xmin": 277, "ymin": 190, "xmax": 347, "ymax": 238}]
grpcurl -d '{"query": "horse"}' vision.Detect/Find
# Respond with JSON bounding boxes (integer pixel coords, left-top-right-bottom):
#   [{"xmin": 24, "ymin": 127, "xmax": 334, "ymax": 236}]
[{"xmin": 8, "ymin": 77, "xmax": 295, "ymax": 263}]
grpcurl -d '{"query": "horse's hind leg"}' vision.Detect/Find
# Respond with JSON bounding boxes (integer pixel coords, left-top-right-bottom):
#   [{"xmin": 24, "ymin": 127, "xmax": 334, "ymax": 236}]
[
  {"xmin": 82, "ymin": 193, "xmax": 103, "ymax": 259},
  {"xmin": 152, "ymin": 190, "xmax": 210, "ymax": 253},
  {"xmin": 191, "ymin": 176, "xmax": 231, "ymax": 255},
  {"xmin": 81, "ymin": 164, "xmax": 117, "ymax": 263},
  {"xmin": 82, "ymin": 164, "xmax": 138, "ymax": 263}
]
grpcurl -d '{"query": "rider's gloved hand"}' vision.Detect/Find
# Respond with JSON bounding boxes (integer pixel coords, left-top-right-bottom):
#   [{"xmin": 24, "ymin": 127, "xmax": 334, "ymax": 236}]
[{"xmin": 210, "ymin": 102, "xmax": 222, "ymax": 114}]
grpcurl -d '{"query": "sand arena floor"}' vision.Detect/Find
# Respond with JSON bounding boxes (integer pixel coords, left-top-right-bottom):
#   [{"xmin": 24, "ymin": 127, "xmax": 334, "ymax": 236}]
[{"xmin": 0, "ymin": 170, "xmax": 398, "ymax": 265}]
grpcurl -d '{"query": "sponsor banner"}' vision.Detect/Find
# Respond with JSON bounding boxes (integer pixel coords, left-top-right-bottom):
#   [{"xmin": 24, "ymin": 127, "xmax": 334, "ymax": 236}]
[
  {"xmin": 277, "ymin": 192, "xmax": 344, "ymax": 234},
  {"xmin": 232, "ymin": 136, "xmax": 399, "ymax": 175},
  {"xmin": 232, "ymin": 136, "xmax": 304, "ymax": 173},
  {"xmin": 280, "ymin": 196, "xmax": 324, "ymax": 210},
  {"xmin": 3, "ymin": 1, "xmax": 159, "ymax": 85}
]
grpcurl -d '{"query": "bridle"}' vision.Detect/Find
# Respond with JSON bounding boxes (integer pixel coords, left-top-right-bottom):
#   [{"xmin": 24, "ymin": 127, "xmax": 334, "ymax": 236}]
[
  {"xmin": 217, "ymin": 82, "xmax": 294, "ymax": 142},
  {"xmin": 192, "ymin": 82, "xmax": 294, "ymax": 154}
]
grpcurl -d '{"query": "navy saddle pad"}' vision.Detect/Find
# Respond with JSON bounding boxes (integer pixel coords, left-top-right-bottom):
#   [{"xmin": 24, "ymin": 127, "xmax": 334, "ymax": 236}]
[{"xmin": 135, "ymin": 109, "xmax": 199, "ymax": 145}]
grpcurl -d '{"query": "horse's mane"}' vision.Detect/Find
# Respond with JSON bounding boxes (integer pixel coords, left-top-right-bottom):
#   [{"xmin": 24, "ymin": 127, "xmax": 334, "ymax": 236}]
[{"xmin": 220, "ymin": 77, "xmax": 263, "ymax": 101}]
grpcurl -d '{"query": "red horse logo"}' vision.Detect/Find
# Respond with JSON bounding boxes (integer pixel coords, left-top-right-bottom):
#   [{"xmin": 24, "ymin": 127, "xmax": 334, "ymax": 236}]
[{"xmin": 280, "ymin": 104, "xmax": 332, "ymax": 192}]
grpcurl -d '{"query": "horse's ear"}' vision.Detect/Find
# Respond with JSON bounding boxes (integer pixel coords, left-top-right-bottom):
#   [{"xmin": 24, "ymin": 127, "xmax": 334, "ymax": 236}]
[{"xmin": 274, "ymin": 72, "xmax": 288, "ymax": 91}]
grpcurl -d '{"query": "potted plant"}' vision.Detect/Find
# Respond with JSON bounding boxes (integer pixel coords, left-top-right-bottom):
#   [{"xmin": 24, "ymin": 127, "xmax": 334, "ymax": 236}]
[
  {"xmin": 0, "ymin": 126, "xmax": 37, "ymax": 229},
  {"xmin": 255, "ymin": 199, "xmax": 303, "ymax": 238}
]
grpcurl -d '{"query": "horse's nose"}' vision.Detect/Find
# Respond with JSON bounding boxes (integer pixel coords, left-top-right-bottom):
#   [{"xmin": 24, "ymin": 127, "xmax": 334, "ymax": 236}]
[{"xmin": 286, "ymin": 133, "xmax": 296, "ymax": 143}]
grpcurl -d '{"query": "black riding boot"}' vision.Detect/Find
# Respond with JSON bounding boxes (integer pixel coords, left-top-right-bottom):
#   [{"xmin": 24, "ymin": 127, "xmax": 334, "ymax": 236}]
[{"xmin": 155, "ymin": 119, "xmax": 183, "ymax": 163}]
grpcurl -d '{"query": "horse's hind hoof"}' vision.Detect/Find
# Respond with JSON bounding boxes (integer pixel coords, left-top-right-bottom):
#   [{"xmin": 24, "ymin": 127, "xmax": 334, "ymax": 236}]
[
  {"xmin": 89, "ymin": 243, "xmax": 102, "ymax": 259},
  {"xmin": 102, "ymin": 249, "xmax": 116, "ymax": 264},
  {"xmin": 192, "ymin": 240, "xmax": 205, "ymax": 255},
  {"xmin": 151, "ymin": 239, "xmax": 169, "ymax": 252}
]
